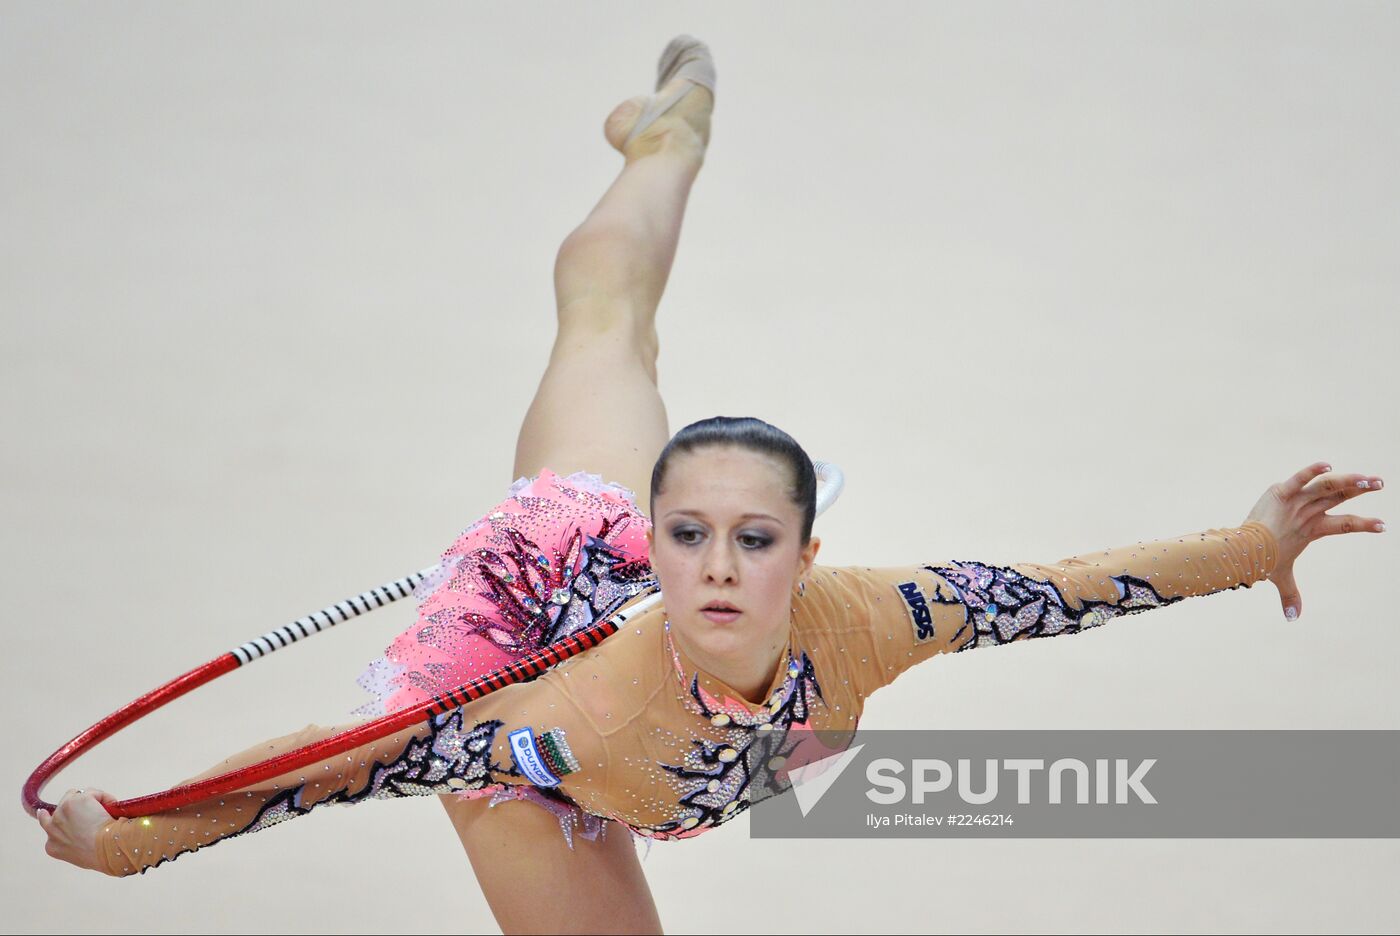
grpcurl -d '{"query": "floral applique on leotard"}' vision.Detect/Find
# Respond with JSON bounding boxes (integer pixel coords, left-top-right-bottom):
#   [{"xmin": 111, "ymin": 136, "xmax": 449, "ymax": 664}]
[
  {"xmin": 906, "ymin": 559, "xmax": 1187, "ymax": 650},
  {"xmin": 640, "ymin": 618, "xmax": 822, "ymax": 837}
]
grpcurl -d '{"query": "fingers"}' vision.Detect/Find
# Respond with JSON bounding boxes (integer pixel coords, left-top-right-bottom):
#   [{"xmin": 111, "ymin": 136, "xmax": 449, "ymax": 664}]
[
  {"xmin": 1285, "ymin": 465, "xmax": 1386, "ymax": 534},
  {"xmin": 1298, "ymin": 476, "xmax": 1387, "ymax": 530},
  {"xmin": 1309, "ymin": 513, "xmax": 1387, "ymax": 536},
  {"xmin": 1302, "ymin": 472, "xmax": 1384, "ymax": 506},
  {"xmin": 1280, "ymin": 462, "xmax": 1332, "ymax": 498},
  {"xmin": 1271, "ymin": 567, "xmax": 1302, "ymax": 622},
  {"xmin": 57, "ymin": 788, "xmax": 100, "ymax": 802},
  {"xmin": 36, "ymin": 787, "xmax": 103, "ymax": 825}
]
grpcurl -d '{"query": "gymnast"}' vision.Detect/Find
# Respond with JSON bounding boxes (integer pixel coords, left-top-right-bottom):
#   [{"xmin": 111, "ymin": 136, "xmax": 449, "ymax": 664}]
[{"xmin": 36, "ymin": 34, "xmax": 1385, "ymax": 935}]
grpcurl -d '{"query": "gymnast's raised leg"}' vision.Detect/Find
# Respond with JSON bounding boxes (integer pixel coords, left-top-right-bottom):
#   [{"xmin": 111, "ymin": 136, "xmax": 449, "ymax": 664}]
[{"xmin": 435, "ymin": 40, "xmax": 714, "ymax": 935}]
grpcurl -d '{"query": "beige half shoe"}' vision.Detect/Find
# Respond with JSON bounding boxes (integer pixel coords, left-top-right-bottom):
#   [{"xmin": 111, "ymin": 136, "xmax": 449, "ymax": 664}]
[{"xmin": 622, "ymin": 34, "xmax": 717, "ymax": 149}]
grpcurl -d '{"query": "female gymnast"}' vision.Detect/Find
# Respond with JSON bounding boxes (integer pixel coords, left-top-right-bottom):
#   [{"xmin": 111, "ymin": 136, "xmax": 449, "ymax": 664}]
[{"xmin": 35, "ymin": 34, "xmax": 1386, "ymax": 935}]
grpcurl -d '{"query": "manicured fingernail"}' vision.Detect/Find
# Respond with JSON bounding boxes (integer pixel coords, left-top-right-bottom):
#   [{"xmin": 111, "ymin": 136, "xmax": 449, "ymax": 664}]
[
  {"xmin": 1378, "ymin": 522, "xmax": 1387, "ymax": 532},
  {"xmin": 1285, "ymin": 606, "xmax": 1297, "ymax": 621},
  {"xmin": 1374, "ymin": 479, "xmax": 1383, "ymax": 489},
  {"xmin": 1357, "ymin": 480, "xmax": 1369, "ymax": 488}
]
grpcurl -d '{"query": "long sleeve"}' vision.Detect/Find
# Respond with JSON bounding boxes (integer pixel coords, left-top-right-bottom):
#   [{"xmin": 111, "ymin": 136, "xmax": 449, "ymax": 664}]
[
  {"xmin": 815, "ymin": 520, "xmax": 1279, "ymax": 699},
  {"xmin": 96, "ymin": 676, "xmax": 604, "ymax": 876}
]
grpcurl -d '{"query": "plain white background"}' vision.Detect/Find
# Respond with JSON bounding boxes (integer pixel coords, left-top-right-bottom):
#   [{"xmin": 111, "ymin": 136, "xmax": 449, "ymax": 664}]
[{"xmin": 3, "ymin": 2, "xmax": 1396, "ymax": 933}]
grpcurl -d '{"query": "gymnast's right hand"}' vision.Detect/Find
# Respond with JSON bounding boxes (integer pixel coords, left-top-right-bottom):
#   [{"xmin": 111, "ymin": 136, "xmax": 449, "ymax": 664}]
[{"xmin": 36, "ymin": 789, "xmax": 118, "ymax": 875}]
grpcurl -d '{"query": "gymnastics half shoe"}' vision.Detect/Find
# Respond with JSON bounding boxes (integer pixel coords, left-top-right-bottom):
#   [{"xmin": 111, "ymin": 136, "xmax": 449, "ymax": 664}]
[{"xmin": 608, "ymin": 34, "xmax": 716, "ymax": 155}]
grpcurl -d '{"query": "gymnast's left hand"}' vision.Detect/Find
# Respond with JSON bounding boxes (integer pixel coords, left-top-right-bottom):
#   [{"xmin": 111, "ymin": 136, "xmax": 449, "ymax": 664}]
[
  {"xmin": 36, "ymin": 788, "xmax": 118, "ymax": 875},
  {"xmin": 1243, "ymin": 461, "xmax": 1385, "ymax": 622}
]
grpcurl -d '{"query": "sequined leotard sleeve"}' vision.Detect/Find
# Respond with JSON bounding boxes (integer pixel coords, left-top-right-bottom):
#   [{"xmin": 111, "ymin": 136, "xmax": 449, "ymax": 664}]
[
  {"xmin": 94, "ymin": 676, "xmax": 606, "ymax": 876},
  {"xmin": 813, "ymin": 520, "xmax": 1279, "ymax": 698}
]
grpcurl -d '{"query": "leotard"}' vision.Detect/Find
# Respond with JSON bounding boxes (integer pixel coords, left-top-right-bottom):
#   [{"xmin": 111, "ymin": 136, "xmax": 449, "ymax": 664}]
[{"xmin": 95, "ymin": 496, "xmax": 1278, "ymax": 875}]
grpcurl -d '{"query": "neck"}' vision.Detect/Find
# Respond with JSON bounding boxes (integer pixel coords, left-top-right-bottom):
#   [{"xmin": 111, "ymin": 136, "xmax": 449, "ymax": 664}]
[{"xmin": 670, "ymin": 619, "xmax": 790, "ymax": 705}]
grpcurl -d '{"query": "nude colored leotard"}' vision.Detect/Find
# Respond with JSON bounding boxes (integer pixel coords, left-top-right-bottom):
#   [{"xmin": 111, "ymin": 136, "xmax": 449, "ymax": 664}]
[{"xmin": 97, "ymin": 520, "xmax": 1279, "ymax": 875}]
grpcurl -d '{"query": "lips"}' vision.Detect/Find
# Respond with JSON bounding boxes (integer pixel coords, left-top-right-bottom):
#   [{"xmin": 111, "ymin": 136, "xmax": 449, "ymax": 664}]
[{"xmin": 702, "ymin": 602, "xmax": 740, "ymax": 613}]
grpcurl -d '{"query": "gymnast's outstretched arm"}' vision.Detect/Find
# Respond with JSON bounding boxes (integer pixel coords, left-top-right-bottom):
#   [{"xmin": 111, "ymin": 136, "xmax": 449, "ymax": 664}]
[
  {"xmin": 37, "ymin": 676, "xmax": 605, "ymax": 877},
  {"xmin": 808, "ymin": 462, "xmax": 1385, "ymax": 698}
]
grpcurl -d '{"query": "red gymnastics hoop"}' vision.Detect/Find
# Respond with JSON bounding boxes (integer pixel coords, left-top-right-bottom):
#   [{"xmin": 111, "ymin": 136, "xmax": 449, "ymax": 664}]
[
  {"xmin": 20, "ymin": 564, "xmax": 661, "ymax": 820},
  {"xmin": 21, "ymin": 460, "xmax": 843, "ymax": 821}
]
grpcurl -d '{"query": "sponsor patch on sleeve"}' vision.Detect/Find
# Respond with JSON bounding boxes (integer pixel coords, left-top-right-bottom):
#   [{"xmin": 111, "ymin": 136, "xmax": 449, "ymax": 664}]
[
  {"xmin": 896, "ymin": 579, "xmax": 935, "ymax": 642},
  {"xmin": 508, "ymin": 727, "xmax": 562, "ymax": 787}
]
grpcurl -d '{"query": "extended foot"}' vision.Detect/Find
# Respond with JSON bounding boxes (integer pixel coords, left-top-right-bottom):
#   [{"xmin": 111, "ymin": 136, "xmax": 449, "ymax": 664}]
[{"xmin": 604, "ymin": 37, "xmax": 715, "ymax": 161}]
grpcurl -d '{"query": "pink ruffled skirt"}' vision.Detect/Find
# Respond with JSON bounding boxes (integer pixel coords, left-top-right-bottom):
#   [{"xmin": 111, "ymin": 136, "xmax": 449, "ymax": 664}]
[{"xmin": 351, "ymin": 468, "xmax": 656, "ymax": 847}]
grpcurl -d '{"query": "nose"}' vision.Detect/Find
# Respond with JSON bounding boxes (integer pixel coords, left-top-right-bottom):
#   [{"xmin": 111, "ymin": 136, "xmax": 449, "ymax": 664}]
[{"xmin": 702, "ymin": 542, "xmax": 738, "ymax": 585}]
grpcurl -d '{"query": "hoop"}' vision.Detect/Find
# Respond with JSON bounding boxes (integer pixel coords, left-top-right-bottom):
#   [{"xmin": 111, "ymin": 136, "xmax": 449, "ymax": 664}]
[{"xmin": 22, "ymin": 461, "xmax": 845, "ymax": 819}]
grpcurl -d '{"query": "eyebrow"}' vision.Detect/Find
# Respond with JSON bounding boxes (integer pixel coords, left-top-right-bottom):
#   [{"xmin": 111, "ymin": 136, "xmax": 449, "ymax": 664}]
[{"xmin": 664, "ymin": 509, "xmax": 785, "ymax": 525}]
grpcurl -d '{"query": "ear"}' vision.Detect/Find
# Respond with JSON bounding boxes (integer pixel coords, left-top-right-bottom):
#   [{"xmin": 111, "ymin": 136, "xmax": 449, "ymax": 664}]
[{"xmin": 800, "ymin": 535, "xmax": 821, "ymax": 578}]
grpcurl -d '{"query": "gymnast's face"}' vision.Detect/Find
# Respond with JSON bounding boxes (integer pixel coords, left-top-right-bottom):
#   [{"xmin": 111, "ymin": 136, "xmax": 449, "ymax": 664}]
[{"xmin": 646, "ymin": 445, "xmax": 820, "ymax": 679}]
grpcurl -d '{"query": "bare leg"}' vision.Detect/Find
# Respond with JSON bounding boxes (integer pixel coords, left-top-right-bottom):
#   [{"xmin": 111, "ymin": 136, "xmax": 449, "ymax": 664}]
[
  {"xmin": 436, "ymin": 72, "xmax": 713, "ymax": 935},
  {"xmin": 514, "ymin": 123, "xmax": 708, "ymax": 505},
  {"xmin": 443, "ymin": 797, "xmax": 660, "ymax": 935}
]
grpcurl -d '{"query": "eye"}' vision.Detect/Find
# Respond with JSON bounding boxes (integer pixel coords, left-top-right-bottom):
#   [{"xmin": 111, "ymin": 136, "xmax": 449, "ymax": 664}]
[{"xmin": 670, "ymin": 528, "xmax": 770, "ymax": 549}]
